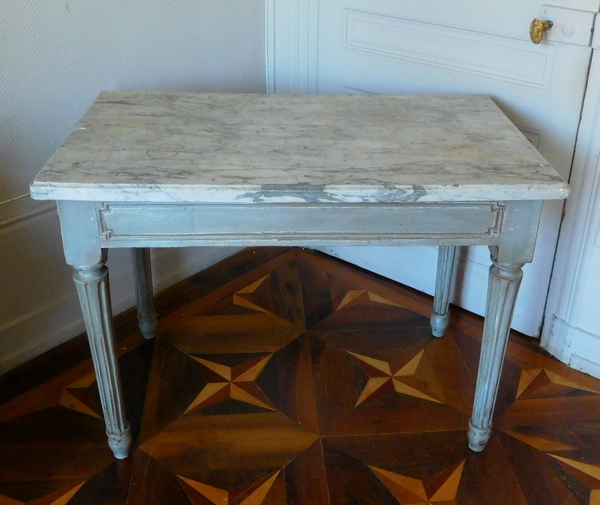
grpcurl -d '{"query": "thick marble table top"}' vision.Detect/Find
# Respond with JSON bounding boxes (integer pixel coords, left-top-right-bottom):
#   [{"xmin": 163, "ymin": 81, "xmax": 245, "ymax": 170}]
[{"xmin": 30, "ymin": 92, "xmax": 569, "ymax": 203}]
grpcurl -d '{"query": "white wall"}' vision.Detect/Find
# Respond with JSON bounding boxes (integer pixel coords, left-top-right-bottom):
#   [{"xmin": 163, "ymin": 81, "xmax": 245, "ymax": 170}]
[
  {"xmin": 7, "ymin": 1, "xmax": 600, "ymax": 380},
  {"xmin": 0, "ymin": 1, "xmax": 264, "ymax": 373}
]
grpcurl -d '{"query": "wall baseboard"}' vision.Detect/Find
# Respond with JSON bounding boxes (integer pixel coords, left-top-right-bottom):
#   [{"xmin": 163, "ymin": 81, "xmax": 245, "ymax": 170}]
[
  {"xmin": 0, "ymin": 243, "xmax": 241, "ymax": 374},
  {"xmin": 545, "ymin": 316, "xmax": 600, "ymax": 379},
  {"xmin": 0, "ymin": 199, "xmax": 54, "ymax": 234}
]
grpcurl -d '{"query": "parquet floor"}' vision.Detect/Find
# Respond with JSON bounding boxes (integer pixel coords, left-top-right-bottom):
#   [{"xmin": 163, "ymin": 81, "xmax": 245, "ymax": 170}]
[{"xmin": 1, "ymin": 247, "xmax": 600, "ymax": 505}]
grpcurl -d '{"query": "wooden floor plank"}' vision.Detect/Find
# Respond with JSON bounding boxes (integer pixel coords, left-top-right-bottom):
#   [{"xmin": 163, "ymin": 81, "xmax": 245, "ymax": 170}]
[{"xmin": 2, "ymin": 247, "xmax": 600, "ymax": 504}]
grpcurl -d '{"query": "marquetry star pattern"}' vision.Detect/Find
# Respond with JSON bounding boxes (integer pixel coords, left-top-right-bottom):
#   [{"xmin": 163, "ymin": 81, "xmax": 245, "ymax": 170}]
[
  {"xmin": 336, "ymin": 289, "xmax": 406, "ymax": 311},
  {"xmin": 347, "ymin": 350, "xmax": 442, "ymax": 406},
  {"xmin": 495, "ymin": 365, "xmax": 600, "ymax": 503},
  {"xmin": 184, "ymin": 354, "xmax": 276, "ymax": 414},
  {"xmin": 59, "ymin": 372, "xmax": 103, "ymax": 419},
  {"xmin": 370, "ymin": 460, "xmax": 465, "ymax": 505},
  {"xmin": 0, "ymin": 481, "xmax": 89, "ymax": 505},
  {"xmin": 2, "ymin": 249, "xmax": 600, "ymax": 504},
  {"xmin": 514, "ymin": 366, "xmax": 600, "ymax": 399},
  {"xmin": 178, "ymin": 471, "xmax": 281, "ymax": 505}
]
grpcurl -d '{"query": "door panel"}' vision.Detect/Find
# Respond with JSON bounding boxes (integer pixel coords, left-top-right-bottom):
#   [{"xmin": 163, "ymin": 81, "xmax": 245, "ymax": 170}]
[
  {"xmin": 315, "ymin": 1, "xmax": 594, "ymax": 335},
  {"xmin": 341, "ymin": 9, "xmax": 555, "ymax": 88}
]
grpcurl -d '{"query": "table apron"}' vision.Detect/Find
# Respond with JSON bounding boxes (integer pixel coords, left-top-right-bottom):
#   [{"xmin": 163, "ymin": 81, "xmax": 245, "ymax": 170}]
[{"xmin": 94, "ymin": 202, "xmax": 505, "ymax": 247}]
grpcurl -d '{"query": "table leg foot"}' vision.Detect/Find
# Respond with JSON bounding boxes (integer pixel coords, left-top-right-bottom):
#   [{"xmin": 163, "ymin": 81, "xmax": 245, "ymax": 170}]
[
  {"xmin": 131, "ymin": 248, "xmax": 157, "ymax": 340},
  {"xmin": 430, "ymin": 313, "xmax": 450, "ymax": 338},
  {"xmin": 107, "ymin": 425, "xmax": 132, "ymax": 459},
  {"xmin": 137, "ymin": 315, "xmax": 158, "ymax": 340},
  {"xmin": 431, "ymin": 246, "xmax": 457, "ymax": 337},
  {"xmin": 468, "ymin": 420, "xmax": 492, "ymax": 452}
]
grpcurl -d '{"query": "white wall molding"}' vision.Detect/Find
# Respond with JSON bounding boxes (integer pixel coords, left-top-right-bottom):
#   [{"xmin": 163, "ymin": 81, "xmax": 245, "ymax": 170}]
[
  {"xmin": 0, "ymin": 169, "xmax": 241, "ymax": 377},
  {"xmin": 266, "ymin": 0, "xmax": 276, "ymax": 93},
  {"xmin": 542, "ymin": 48, "xmax": 600, "ymax": 377},
  {"xmin": 0, "ymin": 198, "xmax": 54, "ymax": 232},
  {"xmin": 269, "ymin": 0, "xmax": 319, "ymax": 93}
]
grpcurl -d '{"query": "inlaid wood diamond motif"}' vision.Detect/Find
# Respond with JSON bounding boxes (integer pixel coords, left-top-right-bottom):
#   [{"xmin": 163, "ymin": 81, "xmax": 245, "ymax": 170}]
[{"xmin": 1, "ymin": 248, "xmax": 600, "ymax": 504}]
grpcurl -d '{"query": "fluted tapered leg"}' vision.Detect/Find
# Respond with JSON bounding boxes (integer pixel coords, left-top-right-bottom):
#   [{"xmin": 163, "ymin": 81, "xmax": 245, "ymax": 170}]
[
  {"xmin": 468, "ymin": 256, "xmax": 524, "ymax": 452},
  {"xmin": 131, "ymin": 248, "xmax": 157, "ymax": 340},
  {"xmin": 73, "ymin": 256, "xmax": 131, "ymax": 459},
  {"xmin": 431, "ymin": 245, "xmax": 457, "ymax": 337}
]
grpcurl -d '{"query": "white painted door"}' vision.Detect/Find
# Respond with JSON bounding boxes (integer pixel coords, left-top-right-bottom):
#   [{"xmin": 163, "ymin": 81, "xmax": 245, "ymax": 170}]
[{"xmin": 270, "ymin": 0, "xmax": 599, "ymax": 335}]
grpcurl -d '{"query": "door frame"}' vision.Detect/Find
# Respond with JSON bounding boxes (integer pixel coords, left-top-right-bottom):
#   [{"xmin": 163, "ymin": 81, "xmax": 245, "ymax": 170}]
[
  {"xmin": 266, "ymin": 0, "xmax": 319, "ymax": 94},
  {"xmin": 542, "ymin": 42, "xmax": 600, "ymax": 377}
]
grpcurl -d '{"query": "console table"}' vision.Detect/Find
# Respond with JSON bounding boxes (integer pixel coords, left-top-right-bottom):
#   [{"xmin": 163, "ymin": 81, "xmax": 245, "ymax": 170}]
[{"xmin": 30, "ymin": 92, "xmax": 569, "ymax": 459}]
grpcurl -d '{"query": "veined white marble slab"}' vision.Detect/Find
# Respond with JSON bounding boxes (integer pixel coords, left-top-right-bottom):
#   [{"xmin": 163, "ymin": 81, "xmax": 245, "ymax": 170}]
[{"xmin": 30, "ymin": 92, "xmax": 569, "ymax": 203}]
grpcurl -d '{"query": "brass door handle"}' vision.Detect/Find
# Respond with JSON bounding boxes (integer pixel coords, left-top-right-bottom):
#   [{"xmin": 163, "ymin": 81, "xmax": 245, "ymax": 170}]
[{"xmin": 530, "ymin": 18, "xmax": 553, "ymax": 44}]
